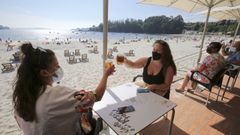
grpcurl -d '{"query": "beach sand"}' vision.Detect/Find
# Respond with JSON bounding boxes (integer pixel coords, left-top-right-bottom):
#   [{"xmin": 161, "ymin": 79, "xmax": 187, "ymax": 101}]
[{"xmin": 0, "ymin": 35, "xmax": 230, "ymax": 134}]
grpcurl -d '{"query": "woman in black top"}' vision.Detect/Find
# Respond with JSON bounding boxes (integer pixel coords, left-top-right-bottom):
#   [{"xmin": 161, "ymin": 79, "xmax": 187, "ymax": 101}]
[{"xmin": 124, "ymin": 40, "xmax": 177, "ymax": 98}]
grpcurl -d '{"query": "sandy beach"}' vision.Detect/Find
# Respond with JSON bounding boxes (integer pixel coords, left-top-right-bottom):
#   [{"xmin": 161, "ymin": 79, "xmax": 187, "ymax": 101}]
[{"xmin": 0, "ymin": 34, "xmax": 231, "ymax": 134}]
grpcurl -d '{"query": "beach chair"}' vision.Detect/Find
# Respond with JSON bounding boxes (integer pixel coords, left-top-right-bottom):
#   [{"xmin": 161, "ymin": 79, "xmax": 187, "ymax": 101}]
[
  {"xmin": 107, "ymin": 49, "xmax": 114, "ymax": 59},
  {"xmin": 75, "ymin": 49, "xmax": 80, "ymax": 56},
  {"xmin": 189, "ymin": 64, "xmax": 230, "ymax": 105},
  {"xmin": 124, "ymin": 50, "xmax": 135, "ymax": 57},
  {"xmin": 88, "ymin": 46, "xmax": 99, "ymax": 54},
  {"xmin": 112, "ymin": 46, "xmax": 118, "ymax": 52},
  {"xmin": 67, "ymin": 55, "xmax": 78, "ymax": 64},
  {"xmin": 1, "ymin": 63, "xmax": 15, "ymax": 73},
  {"xmin": 221, "ymin": 64, "xmax": 240, "ymax": 101},
  {"xmin": 80, "ymin": 54, "xmax": 89, "ymax": 62},
  {"xmin": 6, "ymin": 44, "xmax": 14, "ymax": 51},
  {"xmin": 64, "ymin": 50, "xmax": 70, "ymax": 57},
  {"xmin": 93, "ymin": 46, "xmax": 99, "ymax": 54},
  {"xmin": 12, "ymin": 52, "xmax": 21, "ymax": 62}
]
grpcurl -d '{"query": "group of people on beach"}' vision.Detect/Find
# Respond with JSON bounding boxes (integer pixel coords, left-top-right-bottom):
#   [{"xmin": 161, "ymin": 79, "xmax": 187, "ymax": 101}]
[{"xmin": 12, "ymin": 39, "xmax": 240, "ymax": 134}]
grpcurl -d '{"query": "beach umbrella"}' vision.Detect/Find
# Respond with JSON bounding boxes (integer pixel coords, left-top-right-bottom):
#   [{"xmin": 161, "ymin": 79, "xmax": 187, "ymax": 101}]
[
  {"xmin": 103, "ymin": 0, "xmax": 108, "ymax": 71},
  {"xmin": 140, "ymin": 0, "xmax": 240, "ymax": 64},
  {"xmin": 200, "ymin": 5, "xmax": 240, "ymax": 42}
]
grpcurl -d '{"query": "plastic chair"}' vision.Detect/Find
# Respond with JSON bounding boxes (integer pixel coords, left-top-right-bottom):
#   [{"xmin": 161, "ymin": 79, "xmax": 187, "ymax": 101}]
[
  {"xmin": 189, "ymin": 64, "xmax": 230, "ymax": 105},
  {"xmin": 221, "ymin": 64, "xmax": 240, "ymax": 101}
]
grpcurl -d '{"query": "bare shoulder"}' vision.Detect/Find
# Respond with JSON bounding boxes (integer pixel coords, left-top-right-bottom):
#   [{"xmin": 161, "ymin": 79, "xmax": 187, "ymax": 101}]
[{"xmin": 167, "ymin": 66, "xmax": 175, "ymax": 74}]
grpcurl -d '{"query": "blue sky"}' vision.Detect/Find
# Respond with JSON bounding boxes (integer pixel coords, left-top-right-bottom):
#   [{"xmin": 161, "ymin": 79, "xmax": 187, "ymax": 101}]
[{"xmin": 0, "ymin": 0, "xmax": 214, "ymax": 29}]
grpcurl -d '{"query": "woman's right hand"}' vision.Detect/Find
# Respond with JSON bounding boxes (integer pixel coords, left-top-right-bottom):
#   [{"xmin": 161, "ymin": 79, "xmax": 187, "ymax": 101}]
[{"xmin": 104, "ymin": 65, "xmax": 115, "ymax": 77}]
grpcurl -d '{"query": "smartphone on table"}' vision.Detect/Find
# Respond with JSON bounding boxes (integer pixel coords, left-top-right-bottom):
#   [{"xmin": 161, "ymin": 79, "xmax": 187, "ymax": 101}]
[
  {"xmin": 117, "ymin": 105, "xmax": 135, "ymax": 114},
  {"xmin": 137, "ymin": 88, "xmax": 150, "ymax": 93}
]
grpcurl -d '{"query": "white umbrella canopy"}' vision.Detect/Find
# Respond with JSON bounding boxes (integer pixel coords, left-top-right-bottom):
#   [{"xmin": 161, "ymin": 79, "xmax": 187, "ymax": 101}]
[
  {"xmin": 140, "ymin": 0, "xmax": 240, "ymax": 64},
  {"xmin": 140, "ymin": 0, "xmax": 240, "ymax": 12},
  {"xmin": 204, "ymin": 5, "xmax": 240, "ymax": 20},
  {"xmin": 200, "ymin": 5, "xmax": 240, "ymax": 41}
]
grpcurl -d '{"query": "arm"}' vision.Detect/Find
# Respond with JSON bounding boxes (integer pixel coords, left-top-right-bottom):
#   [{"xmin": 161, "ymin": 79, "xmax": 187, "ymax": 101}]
[
  {"xmin": 124, "ymin": 57, "xmax": 148, "ymax": 69},
  {"xmin": 198, "ymin": 63, "xmax": 207, "ymax": 72},
  {"xmin": 230, "ymin": 61, "xmax": 240, "ymax": 66},
  {"xmin": 221, "ymin": 45, "xmax": 230, "ymax": 56},
  {"xmin": 94, "ymin": 66, "xmax": 115, "ymax": 101},
  {"xmin": 197, "ymin": 55, "xmax": 210, "ymax": 72},
  {"xmin": 146, "ymin": 66, "xmax": 175, "ymax": 94}
]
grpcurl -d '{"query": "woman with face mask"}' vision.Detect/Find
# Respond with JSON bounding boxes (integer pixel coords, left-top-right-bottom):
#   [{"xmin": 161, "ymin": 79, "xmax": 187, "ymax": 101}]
[
  {"xmin": 222, "ymin": 41, "xmax": 240, "ymax": 65},
  {"xmin": 176, "ymin": 42, "xmax": 225, "ymax": 92},
  {"xmin": 123, "ymin": 40, "xmax": 177, "ymax": 99},
  {"xmin": 13, "ymin": 43, "xmax": 115, "ymax": 135}
]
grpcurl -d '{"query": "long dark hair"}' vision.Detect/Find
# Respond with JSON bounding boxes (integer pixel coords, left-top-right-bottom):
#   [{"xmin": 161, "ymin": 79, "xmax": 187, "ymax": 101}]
[
  {"xmin": 155, "ymin": 40, "xmax": 177, "ymax": 75},
  {"xmin": 13, "ymin": 43, "xmax": 55, "ymax": 122}
]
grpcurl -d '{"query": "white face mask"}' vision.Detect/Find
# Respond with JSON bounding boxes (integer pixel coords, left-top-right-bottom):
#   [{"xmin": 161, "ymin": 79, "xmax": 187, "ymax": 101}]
[
  {"xmin": 52, "ymin": 67, "xmax": 64, "ymax": 83},
  {"xmin": 229, "ymin": 46, "xmax": 237, "ymax": 52}
]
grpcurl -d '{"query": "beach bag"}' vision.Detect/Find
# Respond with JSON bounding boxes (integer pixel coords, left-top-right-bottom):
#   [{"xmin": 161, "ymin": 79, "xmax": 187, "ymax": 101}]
[{"xmin": 75, "ymin": 109, "xmax": 103, "ymax": 135}]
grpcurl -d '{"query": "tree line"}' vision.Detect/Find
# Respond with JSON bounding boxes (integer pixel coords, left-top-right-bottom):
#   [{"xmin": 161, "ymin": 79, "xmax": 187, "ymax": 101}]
[
  {"xmin": 88, "ymin": 15, "xmax": 239, "ymax": 35},
  {"xmin": 185, "ymin": 20, "xmax": 238, "ymax": 35}
]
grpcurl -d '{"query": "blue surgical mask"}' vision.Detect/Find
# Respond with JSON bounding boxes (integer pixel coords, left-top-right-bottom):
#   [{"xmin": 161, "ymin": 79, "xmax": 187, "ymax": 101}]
[
  {"xmin": 229, "ymin": 46, "xmax": 237, "ymax": 52},
  {"xmin": 52, "ymin": 67, "xmax": 64, "ymax": 83}
]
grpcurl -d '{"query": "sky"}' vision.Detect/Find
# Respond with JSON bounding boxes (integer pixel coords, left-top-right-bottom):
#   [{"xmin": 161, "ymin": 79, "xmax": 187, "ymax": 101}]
[{"xmin": 0, "ymin": 0, "xmax": 215, "ymax": 29}]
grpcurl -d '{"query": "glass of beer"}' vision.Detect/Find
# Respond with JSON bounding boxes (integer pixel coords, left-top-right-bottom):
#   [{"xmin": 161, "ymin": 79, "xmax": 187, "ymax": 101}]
[
  {"xmin": 105, "ymin": 60, "xmax": 113, "ymax": 68},
  {"xmin": 116, "ymin": 54, "xmax": 125, "ymax": 65}
]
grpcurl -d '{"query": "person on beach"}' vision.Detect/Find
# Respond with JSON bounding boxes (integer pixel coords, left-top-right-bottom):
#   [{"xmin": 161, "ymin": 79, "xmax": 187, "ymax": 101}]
[
  {"xmin": 176, "ymin": 42, "xmax": 225, "ymax": 92},
  {"xmin": 13, "ymin": 43, "xmax": 115, "ymax": 135},
  {"xmin": 123, "ymin": 40, "xmax": 177, "ymax": 99},
  {"xmin": 222, "ymin": 41, "xmax": 240, "ymax": 65}
]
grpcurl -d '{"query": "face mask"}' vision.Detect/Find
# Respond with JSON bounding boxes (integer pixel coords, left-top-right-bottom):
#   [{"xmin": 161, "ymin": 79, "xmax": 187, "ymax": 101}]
[
  {"xmin": 152, "ymin": 51, "xmax": 161, "ymax": 60},
  {"xmin": 206, "ymin": 47, "xmax": 212, "ymax": 54},
  {"xmin": 229, "ymin": 46, "xmax": 237, "ymax": 52},
  {"xmin": 52, "ymin": 67, "xmax": 64, "ymax": 83}
]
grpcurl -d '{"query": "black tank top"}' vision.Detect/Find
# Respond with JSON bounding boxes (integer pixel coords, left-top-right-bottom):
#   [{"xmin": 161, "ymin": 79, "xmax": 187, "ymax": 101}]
[
  {"xmin": 143, "ymin": 57, "xmax": 165, "ymax": 84},
  {"xmin": 142, "ymin": 57, "xmax": 170, "ymax": 99}
]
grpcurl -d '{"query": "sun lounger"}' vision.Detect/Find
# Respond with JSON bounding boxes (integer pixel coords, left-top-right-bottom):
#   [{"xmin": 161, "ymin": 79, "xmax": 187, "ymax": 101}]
[
  {"xmin": 88, "ymin": 46, "xmax": 99, "ymax": 54},
  {"xmin": 124, "ymin": 50, "xmax": 135, "ymax": 56},
  {"xmin": 1, "ymin": 63, "xmax": 15, "ymax": 73},
  {"xmin": 12, "ymin": 52, "xmax": 21, "ymax": 62},
  {"xmin": 6, "ymin": 44, "xmax": 14, "ymax": 51},
  {"xmin": 112, "ymin": 46, "xmax": 118, "ymax": 52},
  {"xmin": 107, "ymin": 49, "xmax": 114, "ymax": 59}
]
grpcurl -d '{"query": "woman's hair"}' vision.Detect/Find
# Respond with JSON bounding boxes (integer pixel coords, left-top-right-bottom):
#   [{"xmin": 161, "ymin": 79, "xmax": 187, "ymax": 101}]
[
  {"xmin": 209, "ymin": 42, "xmax": 222, "ymax": 52},
  {"xmin": 13, "ymin": 43, "xmax": 55, "ymax": 122},
  {"xmin": 154, "ymin": 40, "xmax": 177, "ymax": 75}
]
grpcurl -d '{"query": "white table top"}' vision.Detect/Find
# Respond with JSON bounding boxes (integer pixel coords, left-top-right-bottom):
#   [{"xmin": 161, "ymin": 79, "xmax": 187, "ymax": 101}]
[{"xmin": 93, "ymin": 83, "xmax": 177, "ymax": 135}]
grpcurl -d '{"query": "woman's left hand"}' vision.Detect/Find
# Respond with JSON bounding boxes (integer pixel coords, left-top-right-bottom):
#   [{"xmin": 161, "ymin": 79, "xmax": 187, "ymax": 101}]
[{"xmin": 74, "ymin": 90, "xmax": 96, "ymax": 109}]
